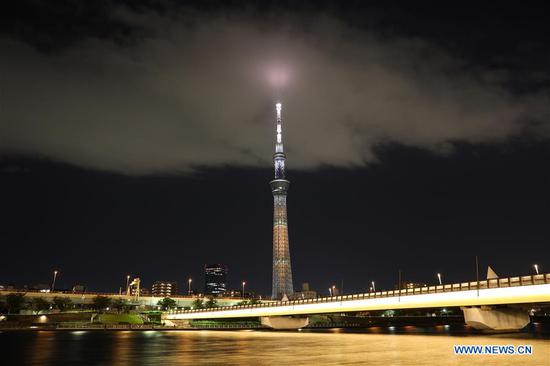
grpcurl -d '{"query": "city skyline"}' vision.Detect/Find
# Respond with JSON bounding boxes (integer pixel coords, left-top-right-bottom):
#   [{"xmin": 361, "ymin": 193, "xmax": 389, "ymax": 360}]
[{"xmin": 2, "ymin": 138, "xmax": 547, "ymax": 296}]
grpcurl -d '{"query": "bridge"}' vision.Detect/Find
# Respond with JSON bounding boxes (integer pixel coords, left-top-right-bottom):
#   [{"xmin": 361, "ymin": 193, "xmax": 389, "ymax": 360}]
[{"xmin": 165, "ymin": 273, "xmax": 550, "ymax": 330}]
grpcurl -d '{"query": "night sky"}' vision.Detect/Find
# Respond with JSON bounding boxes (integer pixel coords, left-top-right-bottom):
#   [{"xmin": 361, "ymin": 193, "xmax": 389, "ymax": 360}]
[{"xmin": 1, "ymin": 1, "xmax": 549, "ymax": 296}]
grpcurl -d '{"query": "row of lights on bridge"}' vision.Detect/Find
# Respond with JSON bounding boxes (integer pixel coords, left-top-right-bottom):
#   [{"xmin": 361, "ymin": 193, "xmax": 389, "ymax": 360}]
[{"xmin": 328, "ymin": 264, "xmax": 541, "ymax": 296}]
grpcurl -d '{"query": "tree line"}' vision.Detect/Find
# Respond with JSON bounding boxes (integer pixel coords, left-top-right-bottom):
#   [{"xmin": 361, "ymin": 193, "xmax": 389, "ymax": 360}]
[
  {"xmin": 0, "ymin": 294, "xmax": 256, "ymax": 314},
  {"xmin": 0, "ymin": 294, "xmax": 132, "ymax": 314}
]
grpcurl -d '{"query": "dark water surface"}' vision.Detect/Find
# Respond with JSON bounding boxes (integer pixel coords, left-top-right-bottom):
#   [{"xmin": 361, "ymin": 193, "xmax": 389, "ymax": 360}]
[{"xmin": 2, "ymin": 329, "xmax": 550, "ymax": 365}]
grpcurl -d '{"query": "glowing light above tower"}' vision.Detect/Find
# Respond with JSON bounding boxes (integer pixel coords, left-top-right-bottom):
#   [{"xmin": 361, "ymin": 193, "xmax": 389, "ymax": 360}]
[{"xmin": 266, "ymin": 66, "xmax": 290, "ymax": 89}]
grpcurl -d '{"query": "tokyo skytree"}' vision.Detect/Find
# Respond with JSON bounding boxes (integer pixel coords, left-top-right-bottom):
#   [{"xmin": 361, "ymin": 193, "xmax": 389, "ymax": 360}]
[{"xmin": 270, "ymin": 102, "xmax": 294, "ymax": 299}]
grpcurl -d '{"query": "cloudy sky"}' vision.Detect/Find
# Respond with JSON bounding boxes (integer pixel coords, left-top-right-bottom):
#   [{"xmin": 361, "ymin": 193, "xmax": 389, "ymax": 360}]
[
  {"xmin": 2, "ymin": 1, "xmax": 548, "ymax": 174},
  {"xmin": 1, "ymin": 1, "xmax": 549, "ymax": 294}
]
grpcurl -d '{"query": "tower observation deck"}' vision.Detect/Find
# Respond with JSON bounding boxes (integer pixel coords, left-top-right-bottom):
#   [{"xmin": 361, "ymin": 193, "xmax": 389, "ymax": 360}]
[{"xmin": 270, "ymin": 103, "xmax": 294, "ymax": 299}]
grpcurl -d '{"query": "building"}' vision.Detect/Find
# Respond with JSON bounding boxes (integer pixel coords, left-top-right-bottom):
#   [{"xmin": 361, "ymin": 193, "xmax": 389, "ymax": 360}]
[
  {"xmin": 72, "ymin": 285, "xmax": 86, "ymax": 293},
  {"xmin": 204, "ymin": 264, "xmax": 227, "ymax": 296},
  {"xmin": 151, "ymin": 281, "xmax": 178, "ymax": 297},
  {"xmin": 270, "ymin": 103, "xmax": 294, "ymax": 299},
  {"xmin": 293, "ymin": 282, "xmax": 317, "ymax": 300}
]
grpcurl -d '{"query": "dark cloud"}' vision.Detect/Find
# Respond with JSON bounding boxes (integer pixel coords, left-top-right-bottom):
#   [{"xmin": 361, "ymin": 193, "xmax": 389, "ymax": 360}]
[{"xmin": 1, "ymin": 4, "xmax": 549, "ymax": 174}]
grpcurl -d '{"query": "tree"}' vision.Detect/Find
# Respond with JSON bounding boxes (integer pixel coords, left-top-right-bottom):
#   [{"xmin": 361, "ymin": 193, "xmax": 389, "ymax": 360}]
[
  {"xmin": 191, "ymin": 298, "xmax": 204, "ymax": 309},
  {"xmin": 112, "ymin": 298, "xmax": 130, "ymax": 313},
  {"xmin": 6, "ymin": 293, "xmax": 26, "ymax": 314},
  {"xmin": 157, "ymin": 297, "xmax": 177, "ymax": 311},
  {"xmin": 31, "ymin": 297, "xmax": 50, "ymax": 314},
  {"xmin": 205, "ymin": 297, "xmax": 218, "ymax": 308},
  {"xmin": 53, "ymin": 296, "xmax": 73, "ymax": 311},
  {"xmin": 236, "ymin": 298, "xmax": 260, "ymax": 306},
  {"xmin": 0, "ymin": 296, "xmax": 7, "ymax": 313},
  {"xmin": 92, "ymin": 296, "xmax": 112, "ymax": 311}
]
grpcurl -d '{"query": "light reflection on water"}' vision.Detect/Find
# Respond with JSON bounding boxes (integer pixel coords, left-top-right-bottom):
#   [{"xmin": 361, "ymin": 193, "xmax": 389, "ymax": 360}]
[{"xmin": 3, "ymin": 329, "xmax": 550, "ymax": 366}]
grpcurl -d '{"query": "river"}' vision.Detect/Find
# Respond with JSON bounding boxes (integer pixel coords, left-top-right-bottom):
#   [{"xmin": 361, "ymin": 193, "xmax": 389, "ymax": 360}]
[{"xmin": 2, "ymin": 328, "xmax": 550, "ymax": 365}]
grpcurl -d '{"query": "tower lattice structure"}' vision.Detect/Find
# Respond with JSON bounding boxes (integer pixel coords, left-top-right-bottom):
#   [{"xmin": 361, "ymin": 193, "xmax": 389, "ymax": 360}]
[{"xmin": 270, "ymin": 103, "xmax": 294, "ymax": 299}]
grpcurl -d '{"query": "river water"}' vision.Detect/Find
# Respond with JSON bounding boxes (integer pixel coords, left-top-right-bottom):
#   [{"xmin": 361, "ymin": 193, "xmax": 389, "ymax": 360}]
[{"xmin": 2, "ymin": 328, "xmax": 550, "ymax": 365}]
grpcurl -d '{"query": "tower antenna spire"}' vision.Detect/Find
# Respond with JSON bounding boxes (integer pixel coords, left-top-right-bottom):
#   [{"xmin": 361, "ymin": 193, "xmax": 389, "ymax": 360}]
[
  {"xmin": 275, "ymin": 102, "xmax": 283, "ymax": 153},
  {"xmin": 274, "ymin": 103, "xmax": 285, "ymax": 179}
]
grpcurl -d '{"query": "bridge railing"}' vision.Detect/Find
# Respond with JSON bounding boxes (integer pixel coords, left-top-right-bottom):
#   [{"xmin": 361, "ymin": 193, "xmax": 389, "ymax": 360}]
[{"xmin": 167, "ymin": 273, "xmax": 550, "ymax": 316}]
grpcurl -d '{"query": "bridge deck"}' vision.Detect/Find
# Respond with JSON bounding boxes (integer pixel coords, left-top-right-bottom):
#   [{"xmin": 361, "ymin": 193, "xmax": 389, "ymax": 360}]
[{"xmin": 167, "ymin": 274, "xmax": 550, "ymax": 320}]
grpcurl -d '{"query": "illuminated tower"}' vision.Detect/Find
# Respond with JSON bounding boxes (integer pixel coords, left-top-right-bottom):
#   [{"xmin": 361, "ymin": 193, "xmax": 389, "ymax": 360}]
[{"xmin": 271, "ymin": 102, "xmax": 294, "ymax": 299}]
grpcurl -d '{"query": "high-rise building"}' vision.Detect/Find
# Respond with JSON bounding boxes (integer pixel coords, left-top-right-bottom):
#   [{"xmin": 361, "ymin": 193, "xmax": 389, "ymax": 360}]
[
  {"xmin": 271, "ymin": 103, "xmax": 294, "ymax": 299},
  {"xmin": 151, "ymin": 281, "xmax": 178, "ymax": 297},
  {"xmin": 204, "ymin": 264, "xmax": 228, "ymax": 296}
]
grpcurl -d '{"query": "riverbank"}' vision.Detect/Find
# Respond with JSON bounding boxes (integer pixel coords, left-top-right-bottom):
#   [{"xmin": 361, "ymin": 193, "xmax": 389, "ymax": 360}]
[{"xmin": 2, "ymin": 314, "xmax": 549, "ymax": 333}]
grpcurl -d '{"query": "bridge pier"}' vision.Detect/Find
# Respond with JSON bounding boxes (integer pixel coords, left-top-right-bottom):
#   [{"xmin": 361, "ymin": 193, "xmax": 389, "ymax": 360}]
[
  {"xmin": 461, "ymin": 306, "xmax": 530, "ymax": 331},
  {"xmin": 162, "ymin": 319, "xmax": 191, "ymax": 328},
  {"xmin": 260, "ymin": 316, "xmax": 309, "ymax": 330}
]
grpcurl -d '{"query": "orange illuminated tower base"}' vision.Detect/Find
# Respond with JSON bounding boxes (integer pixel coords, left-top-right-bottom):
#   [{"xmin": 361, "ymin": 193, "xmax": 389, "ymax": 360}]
[{"xmin": 271, "ymin": 178, "xmax": 293, "ymax": 299}]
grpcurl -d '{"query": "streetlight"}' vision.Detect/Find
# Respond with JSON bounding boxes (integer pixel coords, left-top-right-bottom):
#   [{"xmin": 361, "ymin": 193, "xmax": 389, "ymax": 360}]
[
  {"xmin": 371, "ymin": 281, "xmax": 376, "ymax": 292},
  {"xmin": 188, "ymin": 278, "xmax": 192, "ymax": 296},
  {"xmin": 126, "ymin": 275, "xmax": 130, "ymax": 294},
  {"xmin": 51, "ymin": 270, "xmax": 59, "ymax": 292},
  {"xmin": 534, "ymin": 264, "xmax": 539, "ymax": 275},
  {"xmin": 242, "ymin": 281, "xmax": 246, "ymax": 298},
  {"xmin": 437, "ymin": 273, "xmax": 442, "ymax": 285}
]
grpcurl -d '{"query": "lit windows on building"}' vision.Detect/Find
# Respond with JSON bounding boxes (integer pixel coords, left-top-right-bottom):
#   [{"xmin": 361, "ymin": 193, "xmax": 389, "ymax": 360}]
[
  {"xmin": 151, "ymin": 281, "xmax": 178, "ymax": 297},
  {"xmin": 204, "ymin": 264, "xmax": 228, "ymax": 296}
]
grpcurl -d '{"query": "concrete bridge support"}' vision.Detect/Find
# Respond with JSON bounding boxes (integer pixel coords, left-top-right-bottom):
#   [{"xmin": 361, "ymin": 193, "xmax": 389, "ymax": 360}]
[
  {"xmin": 461, "ymin": 306, "xmax": 530, "ymax": 330},
  {"xmin": 260, "ymin": 316, "xmax": 309, "ymax": 330},
  {"xmin": 162, "ymin": 319, "xmax": 191, "ymax": 328}
]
